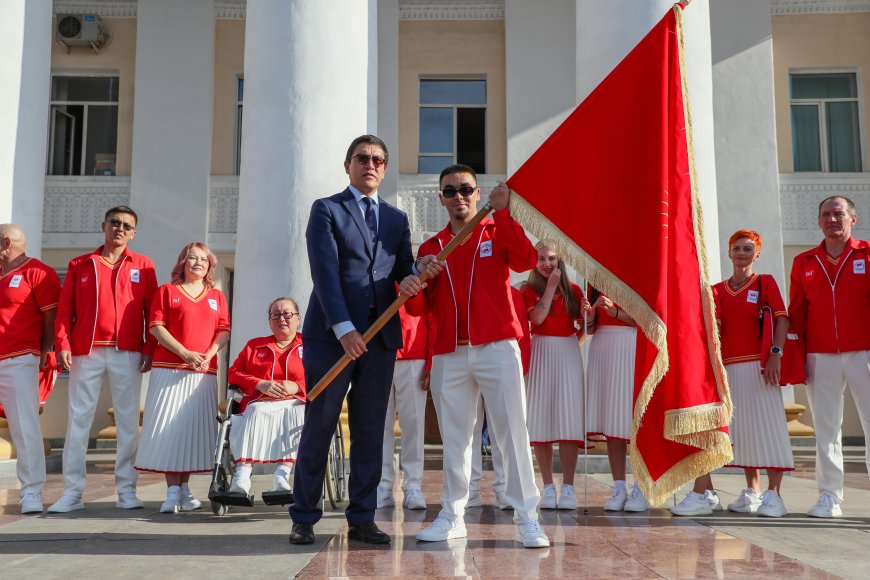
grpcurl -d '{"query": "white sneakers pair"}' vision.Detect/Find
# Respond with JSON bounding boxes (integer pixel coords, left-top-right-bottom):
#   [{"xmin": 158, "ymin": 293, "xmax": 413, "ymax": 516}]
[
  {"xmin": 47, "ymin": 491, "xmax": 144, "ymax": 513},
  {"xmin": 807, "ymin": 492, "xmax": 842, "ymax": 518},
  {"xmin": 229, "ymin": 466, "xmax": 292, "ymax": 495},
  {"xmin": 727, "ymin": 488, "xmax": 789, "ymax": 518},
  {"xmin": 160, "ymin": 485, "xmax": 202, "ymax": 514},
  {"xmin": 415, "ymin": 516, "xmax": 549, "ymax": 548},
  {"xmin": 538, "ymin": 483, "xmax": 578, "ymax": 510},
  {"xmin": 375, "ymin": 485, "xmax": 428, "ymax": 510},
  {"xmin": 671, "ymin": 489, "xmax": 724, "ymax": 516},
  {"xmin": 603, "ymin": 484, "xmax": 650, "ymax": 512}
]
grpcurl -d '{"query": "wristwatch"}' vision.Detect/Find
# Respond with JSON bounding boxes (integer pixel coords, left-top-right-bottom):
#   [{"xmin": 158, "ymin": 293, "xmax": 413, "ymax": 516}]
[{"xmin": 770, "ymin": 346, "xmax": 783, "ymax": 356}]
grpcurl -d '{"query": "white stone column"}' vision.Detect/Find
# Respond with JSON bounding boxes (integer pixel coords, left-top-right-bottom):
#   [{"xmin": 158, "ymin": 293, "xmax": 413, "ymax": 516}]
[
  {"xmin": 576, "ymin": 0, "xmax": 722, "ymax": 278},
  {"xmin": 129, "ymin": 0, "xmax": 215, "ymax": 281},
  {"xmin": 505, "ymin": 0, "xmax": 576, "ymax": 175},
  {"xmin": 377, "ymin": 0, "xmax": 399, "ymax": 205},
  {"xmin": 230, "ymin": 0, "xmax": 372, "ymax": 357},
  {"xmin": 0, "ymin": 1, "xmax": 52, "ymax": 257}
]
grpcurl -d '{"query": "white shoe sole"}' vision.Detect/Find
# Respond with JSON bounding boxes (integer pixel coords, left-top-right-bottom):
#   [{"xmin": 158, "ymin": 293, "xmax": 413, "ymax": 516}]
[
  {"xmin": 47, "ymin": 501, "xmax": 84, "ymax": 513},
  {"xmin": 518, "ymin": 535, "xmax": 550, "ymax": 548},
  {"xmin": 116, "ymin": 500, "xmax": 145, "ymax": 509},
  {"xmin": 623, "ymin": 502, "xmax": 649, "ymax": 512},
  {"xmin": 160, "ymin": 503, "xmax": 179, "ymax": 514},
  {"xmin": 21, "ymin": 503, "xmax": 43, "ymax": 514},
  {"xmin": 757, "ymin": 509, "xmax": 788, "ymax": 518},
  {"xmin": 179, "ymin": 502, "xmax": 202, "ymax": 512},
  {"xmin": 670, "ymin": 508, "xmax": 713, "ymax": 517},
  {"xmin": 807, "ymin": 508, "xmax": 841, "ymax": 518},
  {"xmin": 416, "ymin": 526, "xmax": 467, "ymax": 542}
]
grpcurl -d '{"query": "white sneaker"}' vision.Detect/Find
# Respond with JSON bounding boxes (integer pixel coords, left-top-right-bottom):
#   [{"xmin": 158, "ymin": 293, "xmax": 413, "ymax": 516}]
[
  {"xmin": 624, "ymin": 484, "xmax": 650, "ymax": 512},
  {"xmin": 671, "ymin": 491, "xmax": 713, "ymax": 516},
  {"xmin": 20, "ymin": 492, "xmax": 43, "ymax": 514},
  {"xmin": 807, "ymin": 492, "xmax": 841, "ymax": 518},
  {"xmin": 704, "ymin": 490, "xmax": 724, "ymax": 512},
  {"xmin": 116, "ymin": 491, "xmax": 144, "ymax": 509},
  {"xmin": 229, "ymin": 475, "xmax": 252, "ymax": 494},
  {"xmin": 47, "ymin": 494, "xmax": 84, "ymax": 513},
  {"xmin": 179, "ymin": 487, "xmax": 202, "ymax": 511},
  {"xmin": 271, "ymin": 472, "xmax": 292, "ymax": 492},
  {"xmin": 516, "ymin": 521, "xmax": 550, "ymax": 548},
  {"xmin": 465, "ymin": 489, "xmax": 483, "ymax": 508},
  {"xmin": 557, "ymin": 485, "xmax": 577, "ymax": 510},
  {"xmin": 494, "ymin": 491, "xmax": 513, "ymax": 511},
  {"xmin": 538, "ymin": 484, "xmax": 557, "ymax": 510},
  {"xmin": 416, "ymin": 516, "xmax": 467, "ymax": 541},
  {"xmin": 160, "ymin": 486, "xmax": 180, "ymax": 514},
  {"xmin": 757, "ymin": 490, "xmax": 788, "ymax": 518},
  {"xmin": 727, "ymin": 488, "xmax": 761, "ymax": 513},
  {"xmin": 376, "ymin": 485, "xmax": 394, "ymax": 508},
  {"xmin": 604, "ymin": 487, "xmax": 628, "ymax": 511},
  {"xmin": 402, "ymin": 488, "xmax": 427, "ymax": 510}
]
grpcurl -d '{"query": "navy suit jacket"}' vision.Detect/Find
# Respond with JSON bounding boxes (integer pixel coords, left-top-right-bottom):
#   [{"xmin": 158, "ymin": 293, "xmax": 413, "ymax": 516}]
[{"xmin": 303, "ymin": 187, "xmax": 414, "ymax": 350}]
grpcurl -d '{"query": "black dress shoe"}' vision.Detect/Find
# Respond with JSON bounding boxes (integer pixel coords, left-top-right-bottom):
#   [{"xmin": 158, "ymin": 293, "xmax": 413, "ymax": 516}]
[
  {"xmin": 289, "ymin": 522, "xmax": 315, "ymax": 545},
  {"xmin": 347, "ymin": 521, "xmax": 391, "ymax": 544}
]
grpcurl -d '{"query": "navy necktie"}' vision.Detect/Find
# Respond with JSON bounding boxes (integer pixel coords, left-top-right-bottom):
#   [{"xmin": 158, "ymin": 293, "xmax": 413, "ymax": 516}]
[{"xmin": 362, "ymin": 197, "xmax": 378, "ymax": 245}]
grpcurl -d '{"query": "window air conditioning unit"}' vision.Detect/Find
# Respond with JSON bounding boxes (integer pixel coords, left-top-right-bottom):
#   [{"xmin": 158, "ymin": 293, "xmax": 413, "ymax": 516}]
[{"xmin": 56, "ymin": 14, "xmax": 109, "ymax": 53}]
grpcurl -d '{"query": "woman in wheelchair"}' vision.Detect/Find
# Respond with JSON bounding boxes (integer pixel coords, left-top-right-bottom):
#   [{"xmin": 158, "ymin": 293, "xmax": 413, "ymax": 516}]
[{"xmin": 226, "ymin": 297, "xmax": 306, "ymax": 494}]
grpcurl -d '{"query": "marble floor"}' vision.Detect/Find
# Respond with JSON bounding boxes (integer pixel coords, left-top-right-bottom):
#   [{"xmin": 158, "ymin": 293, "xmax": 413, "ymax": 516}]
[{"xmin": 0, "ymin": 447, "xmax": 868, "ymax": 579}]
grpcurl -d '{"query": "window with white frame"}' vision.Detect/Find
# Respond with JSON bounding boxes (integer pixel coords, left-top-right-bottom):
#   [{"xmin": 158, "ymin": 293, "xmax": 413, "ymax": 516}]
[
  {"xmin": 790, "ymin": 72, "xmax": 862, "ymax": 172},
  {"xmin": 418, "ymin": 79, "xmax": 486, "ymax": 174},
  {"xmin": 234, "ymin": 77, "xmax": 243, "ymax": 176},
  {"xmin": 48, "ymin": 75, "xmax": 119, "ymax": 176}
]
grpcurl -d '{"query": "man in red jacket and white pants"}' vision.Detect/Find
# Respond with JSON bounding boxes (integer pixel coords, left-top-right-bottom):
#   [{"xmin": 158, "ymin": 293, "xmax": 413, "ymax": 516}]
[
  {"xmin": 49, "ymin": 206, "xmax": 158, "ymax": 513},
  {"xmin": 789, "ymin": 195, "xmax": 870, "ymax": 518},
  {"xmin": 401, "ymin": 164, "xmax": 548, "ymax": 548}
]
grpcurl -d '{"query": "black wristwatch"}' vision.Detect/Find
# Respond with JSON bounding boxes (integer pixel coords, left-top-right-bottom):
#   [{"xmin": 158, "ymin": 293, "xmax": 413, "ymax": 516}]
[{"xmin": 770, "ymin": 346, "xmax": 783, "ymax": 356}]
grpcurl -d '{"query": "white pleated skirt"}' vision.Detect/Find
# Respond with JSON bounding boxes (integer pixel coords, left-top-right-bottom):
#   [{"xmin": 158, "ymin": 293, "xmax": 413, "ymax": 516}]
[
  {"xmin": 525, "ymin": 335, "xmax": 585, "ymax": 445},
  {"xmin": 586, "ymin": 326, "xmax": 636, "ymax": 442},
  {"xmin": 229, "ymin": 399, "xmax": 305, "ymax": 463},
  {"xmin": 726, "ymin": 361, "xmax": 794, "ymax": 470},
  {"xmin": 135, "ymin": 368, "xmax": 217, "ymax": 473}
]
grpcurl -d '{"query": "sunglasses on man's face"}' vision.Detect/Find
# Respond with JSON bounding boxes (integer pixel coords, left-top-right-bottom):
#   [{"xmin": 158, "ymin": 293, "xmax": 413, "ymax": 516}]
[
  {"xmin": 108, "ymin": 218, "xmax": 135, "ymax": 232},
  {"xmin": 441, "ymin": 185, "xmax": 477, "ymax": 198},
  {"xmin": 352, "ymin": 153, "xmax": 386, "ymax": 168}
]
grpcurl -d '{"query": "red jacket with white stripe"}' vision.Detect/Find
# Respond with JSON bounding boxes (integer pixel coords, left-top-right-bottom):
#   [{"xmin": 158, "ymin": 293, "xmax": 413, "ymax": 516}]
[
  {"xmin": 55, "ymin": 247, "xmax": 158, "ymax": 356},
  {"xmin": 789, "ymin": 237, "xmax": 870, "ymax": 354},
  {"xmin": 406, "ymin": 209, "xmax": 537, "ymax": 356},
  {"xmin": 228, "ymin": 334, "xmax": 306, "ymax": 414}
]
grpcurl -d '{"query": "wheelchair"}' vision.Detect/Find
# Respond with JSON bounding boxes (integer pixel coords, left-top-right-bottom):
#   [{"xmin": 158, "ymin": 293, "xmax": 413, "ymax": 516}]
[{"xmin": 208, "ymin": 385, "xmax": 347, "ymax": 516}]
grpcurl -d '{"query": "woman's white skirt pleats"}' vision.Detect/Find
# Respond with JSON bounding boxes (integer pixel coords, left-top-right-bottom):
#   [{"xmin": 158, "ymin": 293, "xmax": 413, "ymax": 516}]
[
  {"xmin": 229, "ymin": 399, "xmax": 305, "ymax": 463},
  {"xmin": 525, "ymin": 335, "xmax": 585, "ymax": 445},
  {"xmin": 586, "ymin": 326, "xmax": 636, "ymax": 442},
  {"xmin": 135, "ymin": 368, "xmax": 217, "ymax": 473},
  {"xmin": 726, "ymin": 361, "xmax": 795, "ymax": 470}
]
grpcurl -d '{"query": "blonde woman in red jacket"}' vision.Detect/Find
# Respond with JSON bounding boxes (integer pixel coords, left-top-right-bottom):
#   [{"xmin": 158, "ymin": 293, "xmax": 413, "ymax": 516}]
[{"xmin": 226, "ymin": 297, "xmax": 306, "ymax": 495}]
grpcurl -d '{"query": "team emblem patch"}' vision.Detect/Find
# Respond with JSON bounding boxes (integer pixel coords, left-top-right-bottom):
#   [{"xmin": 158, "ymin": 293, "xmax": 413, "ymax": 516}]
[
  {"xmin": 9, "ymin": 274, "xmax": 22, "ymax": 288},
  {"xmin": 208, "ymin": 298, "xmax": 218, "ymax": 311},
  {"xmin": 853, "ymin": 259, "xmax": 865, "ymax": 274},
  {"xmin": 480, "ymin": 240, "xmax": 493, "ymax": 257},
  {"xmin": 805, "ymin": 269, "xmax": 814, "ymax": 279},
  {"xmin": 257, "ymin": 352, "xmax": 266, "ymax": 358},
  {"xmin": 81, "ymin": 276, "xmax": 89, "ymax": 284},
  {"xmin": 130, "ymin": 269, "xmax": 140, "ymax": 283},
  {"xmin": 746, "ymin": 290, "xmax": 759, "ymax": 304}
]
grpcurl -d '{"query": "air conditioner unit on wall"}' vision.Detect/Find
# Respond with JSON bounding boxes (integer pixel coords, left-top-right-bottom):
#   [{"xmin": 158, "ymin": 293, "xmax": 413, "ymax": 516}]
[{"xmin": 56, "ymin": 14, "xmax": 109, "ymax": 53}]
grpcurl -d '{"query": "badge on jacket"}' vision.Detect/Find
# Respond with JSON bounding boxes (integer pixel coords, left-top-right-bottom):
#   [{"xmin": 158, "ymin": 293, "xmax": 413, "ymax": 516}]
[
  {"xmin": 747, "ymin": 290, "xmax": 759, "ymax": 304},
  {"xmin": 208, "ymin": 298, "xmax": 218, "ymax": 311},
  {"xmin": 480, "ymin": 240, "xmax": 493, "ymax": 257},
  {"xmin": 9, "ymin": 274, "xmax": 22, "ymax": 288},
  {"xmin": 130, "ymin": 269, "xmax": 140, "ymax": 283},
  {"xmin": 854, "ymin": 259, "xmax": 865, "ymax": 274}
]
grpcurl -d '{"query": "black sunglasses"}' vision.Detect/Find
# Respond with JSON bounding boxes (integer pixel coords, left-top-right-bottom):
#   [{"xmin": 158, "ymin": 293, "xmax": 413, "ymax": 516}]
[
  {"xmin": 351, "ymin": 153, "xmax": 386, "ymax": 168},
  {"xmin": 108, "ymin": 218, "xmax": 135, "ymax": 232},
  {"xmin": 441, "ymin": 185, "xmax": 477, "ymax": 198}
]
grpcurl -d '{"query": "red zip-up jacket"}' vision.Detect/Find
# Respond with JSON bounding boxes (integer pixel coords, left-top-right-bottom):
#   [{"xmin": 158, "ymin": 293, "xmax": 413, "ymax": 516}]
[
  {"xmin": 406, "ymin": 209, "xmax": 537, "ymax": 356},
  {"xmin": 789, "ymin": 237, "xmax": 870, "ymax": 354},
  {"xmin": 228, "ymin": 334, "xmax": 306, "ymax": 414},
  {"xmin": 55, "ymin": 246, "xmax": 158, "ymax": 356}
]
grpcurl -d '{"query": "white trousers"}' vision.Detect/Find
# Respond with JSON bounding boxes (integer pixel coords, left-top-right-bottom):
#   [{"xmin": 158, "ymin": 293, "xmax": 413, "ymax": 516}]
[
  {"xmin": 63, "ymin": 348, "xmax": 142, "ymax": 496},
  {"xmin": 470, "ymin": 393, "xmax": 506, "ymax": 494},
  {"xmin": 430, "ymin": 340, "xmax": 539, "ymax": 524},
  {"xmin": 380, "ymin": 359, "xmax": 427, "ymax": 491},
  {"xmin": 806, "ymin": 351, "xmax": 870, "ymax": 501},
  {"xmin": 0, "ymin": 355, "xmax": 46, "ymax": 497}
]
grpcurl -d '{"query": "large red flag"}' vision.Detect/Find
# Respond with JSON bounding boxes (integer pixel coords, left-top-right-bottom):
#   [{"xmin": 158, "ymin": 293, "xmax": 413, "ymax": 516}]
[{"xmin": 506, "ymin": 3, "xmax": 731, "ymax": 506}]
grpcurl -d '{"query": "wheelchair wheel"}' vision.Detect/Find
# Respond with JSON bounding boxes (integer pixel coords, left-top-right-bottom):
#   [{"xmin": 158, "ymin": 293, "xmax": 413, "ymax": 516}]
[
  {"xmin": 211, "ymin": 501, "xmax": 229, "ymax": 516},
  {"xmin": 325, "ymin": 422, "xmax": 347, "ymax": 509}
]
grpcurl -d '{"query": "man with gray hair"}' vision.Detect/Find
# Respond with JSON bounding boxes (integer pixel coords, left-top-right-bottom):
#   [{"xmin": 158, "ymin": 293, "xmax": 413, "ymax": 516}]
[{"xmin": 0, "ymin": 224, "xmax": 61, "ymax": 514}]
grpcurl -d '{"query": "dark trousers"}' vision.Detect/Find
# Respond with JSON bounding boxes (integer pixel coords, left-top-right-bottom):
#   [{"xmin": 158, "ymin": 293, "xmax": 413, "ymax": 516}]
[{"xmin": 290, "ymin": 335, "xmax": 396, "ymax": 525}]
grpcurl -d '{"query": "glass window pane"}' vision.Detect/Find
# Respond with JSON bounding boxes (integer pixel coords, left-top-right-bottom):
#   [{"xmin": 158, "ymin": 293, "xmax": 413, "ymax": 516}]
[
  {"xmin": 48, "ymin": 105, "xmax": 83, "ymax": 176},
  {"xmin": 237, "ymin": 78, "xmax": 244, "ymax": 102},
  {"xmin": 790, "ymin": 74, "xmax": 857, "ymax": 99},
  {"xmin": 84, "ymin": 105, "xmax": 118, "ymax": 176},
  {"xmin": 418, "ymin": 156, "xmax": 453, "ymax": 174},
  {"xmin": 827, "ymin": 101, "xmax": 862, "ymax": 172},
  {"xmin": 456, "ymin": 107, "xmax": 486, "ymax": 174},
  {"xmin": 420, "ymin": 80, "xmax": 486, "ymax": 105},
  {"xmin": 419, "ymin": 107, "xmax": 454, "ymax": 153},
  {"xmin": 791, "ymin": 104, "xmax": 822, "ymax": 172},
  {"xmin": 51, "ymin": 76, "xmax": 119, "ymax": 102}
]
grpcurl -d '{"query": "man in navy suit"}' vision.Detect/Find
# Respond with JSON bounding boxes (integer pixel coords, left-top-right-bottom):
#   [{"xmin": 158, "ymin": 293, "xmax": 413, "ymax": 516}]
[{"xmin": 290, "ymin": 135, "xmax": 438, "ymax": 545}]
